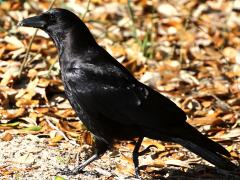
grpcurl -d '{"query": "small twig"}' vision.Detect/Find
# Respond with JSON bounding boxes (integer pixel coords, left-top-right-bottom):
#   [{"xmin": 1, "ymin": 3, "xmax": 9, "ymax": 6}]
[
  {"xmin": 126, "ymin": 0, "xmax": 141, "ymax": 46},
  {"xmin": 82, "ymin": 0, "xmax": 91, "ymax": 20},
  {"xmin": 47, "ymin": 56, "xmax": 58, "ymax": 76},
  {"xmin": 45, "ymin": 117, "xmax": 69, "ymax": 141},
  {"xmin": 18, "ymin": 0, "xmax": 56, "ymax": 78},
  {"xmin": 26, "ymin": 1, "xmax": 42, "ymax": 13},
  {"xmin": 18, "ymin": 29, "xmax": 38, "ymax": 78},
  {"xmin": 45, "ymin": 116, "xmax": 79, "ymax": 146},
  {"xmin": 96, "ymin": 19, "xmax": 131, "ymax": 41},
  {"xmin": 211, "ymin": 94, "xmax": 232, "ymax": 112}
]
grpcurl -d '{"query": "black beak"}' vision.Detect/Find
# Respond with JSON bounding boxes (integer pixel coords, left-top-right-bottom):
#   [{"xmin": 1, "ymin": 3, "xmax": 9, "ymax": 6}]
[{"xmin": 18, "ymin": 15, "xmax": 47, "ymax": 29}]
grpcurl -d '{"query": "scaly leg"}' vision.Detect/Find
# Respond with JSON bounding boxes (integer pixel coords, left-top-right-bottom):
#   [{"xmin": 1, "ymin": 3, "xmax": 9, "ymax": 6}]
[{"xmin": 132, "ymin": 137, "xmax": 144, "ymax": 178}]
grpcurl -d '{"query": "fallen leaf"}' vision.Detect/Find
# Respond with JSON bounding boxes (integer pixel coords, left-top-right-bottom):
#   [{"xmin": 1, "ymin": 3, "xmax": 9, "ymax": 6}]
[
  {"xmin": 165, "ymin": 159, "xmax": 190, "ymax": 168},
  {"xmin": 54, "ymin": 176, "xmax": 66, "ymax": 180},
  {"xmin": 23, "ymin": 125, "xmax": 42, "ymax": 132},
  {"xmin": 0, "ymin": 108, "xmax": 25, "ymax": 119},
  {"xmin": 16, "ymin": 99, "xmax": 39, "ymax": 107},
  {"xmin": 0, "ymin": 121, "xmax": 20, "ymax": 127},
  {"xmin": 4, "ymin": 36, "xmax": 24, "ymax": 48},
  {"xmin": 157, "ymin": 3, "xmax": 178, "ymax": 16},
  {"xmin": 142, "ymin": 138, "xmax": 165, "ymax": 151},
  {"xmin": 1, "ymin": 132, "xmax": 13, "ymax": 141},
  {"xmin": 50, "ymin": 134, "xmax": 64, "ymax": 143},
  {"xmin": 218, "ymin": 128, "xmax": 240, "ymax": 139}
]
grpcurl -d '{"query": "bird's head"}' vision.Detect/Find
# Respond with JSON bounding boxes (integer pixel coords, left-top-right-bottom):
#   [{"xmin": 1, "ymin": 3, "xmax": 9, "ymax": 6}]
[
  {"xmin": 18, "ymin": 8, "xmax": 80, "ymax": 33},
  {"xmin": 18, "ymin": 8, "xmax": 95, "ymax": 51}
]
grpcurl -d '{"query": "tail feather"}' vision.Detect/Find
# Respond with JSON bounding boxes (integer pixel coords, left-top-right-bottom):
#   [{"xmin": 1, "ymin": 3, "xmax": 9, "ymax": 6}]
[
  {"xmin": 144, "ymin": 123, "xmax": 238, "ymax": 170},
  {"xmin": 170, "ymin": 137, "xmax": 238, "ymax": 171},
  {"xmin": 180, "ymin": 123, "xmax": 231, "ymax": 157}
]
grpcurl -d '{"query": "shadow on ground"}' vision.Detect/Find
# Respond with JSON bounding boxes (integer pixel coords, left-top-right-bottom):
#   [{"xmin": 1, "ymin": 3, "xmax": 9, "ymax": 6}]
[{"xmin": 140, "ymin": 164, "xmax": 240, "ymax": 180}]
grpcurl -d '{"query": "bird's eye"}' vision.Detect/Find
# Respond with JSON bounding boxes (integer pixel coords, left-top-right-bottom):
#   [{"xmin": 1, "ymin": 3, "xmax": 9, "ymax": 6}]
[{"xmin": 49, "ymin": 14, "xmax": 55, "ymax": 20}]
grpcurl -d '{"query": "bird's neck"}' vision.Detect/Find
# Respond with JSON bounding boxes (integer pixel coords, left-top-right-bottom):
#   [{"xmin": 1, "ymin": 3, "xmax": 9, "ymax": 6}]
[
  {"xmin": 48, "ymin": 31, "xmax": 65, "ymax": 57},
  {"xmin": 51, "ymin": 23, "xmax": 97, "ymax": 58}
]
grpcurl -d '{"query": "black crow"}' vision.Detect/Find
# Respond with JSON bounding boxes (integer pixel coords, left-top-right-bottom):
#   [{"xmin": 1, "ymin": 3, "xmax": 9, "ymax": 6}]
[{"xmin": 18, "ymin": 8, "xmax": 238, "ymax": 177}]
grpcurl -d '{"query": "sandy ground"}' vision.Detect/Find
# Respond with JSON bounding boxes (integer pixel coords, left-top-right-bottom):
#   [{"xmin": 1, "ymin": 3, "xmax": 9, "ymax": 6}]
[{"xmin": 0, "ymin": 134, "xmax": 239, "ymax": 180}]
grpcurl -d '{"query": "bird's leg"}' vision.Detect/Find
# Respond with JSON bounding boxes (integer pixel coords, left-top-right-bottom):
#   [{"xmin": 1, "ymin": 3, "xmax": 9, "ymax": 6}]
[
  {"xmin": 60, "ymin": 138, "xmax": 108, "ymax": 175},
  {"xmin": 132, "ymin": 137, "xmax": 144, "ymax": 178}
]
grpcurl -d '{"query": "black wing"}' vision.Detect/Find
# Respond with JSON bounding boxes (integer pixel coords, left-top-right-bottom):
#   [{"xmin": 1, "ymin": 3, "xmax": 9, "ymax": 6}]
[{"xmin": 65, "ymin": 52, "xmax": 186, "ymax": 130}]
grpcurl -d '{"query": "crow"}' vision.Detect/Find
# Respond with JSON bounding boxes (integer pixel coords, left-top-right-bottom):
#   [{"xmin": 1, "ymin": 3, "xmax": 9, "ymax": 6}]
[{"xmin": 18, "ymin": 8, "xmax": 238, "ymax": 177}]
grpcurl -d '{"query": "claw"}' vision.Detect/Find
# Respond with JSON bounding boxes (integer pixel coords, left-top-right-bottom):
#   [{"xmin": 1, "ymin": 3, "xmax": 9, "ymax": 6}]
[
  {"xmin": 58, "ymin": 139, "xmax": 108, "ymax": 176},
  {"xmin": 134, "ymin": 166, "xmax": 141, "ymax": 179},
  {"xmin": 59, "ymin": 166, "xmax": 85, "ymax": 175},
  {"xmin": 58, "ymin": 153, "xmax": 99, "ymax": 175}
]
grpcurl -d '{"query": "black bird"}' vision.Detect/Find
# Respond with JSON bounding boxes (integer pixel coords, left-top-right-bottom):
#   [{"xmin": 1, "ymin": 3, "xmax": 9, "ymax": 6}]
[{"xmin": 18, "ymin": 8, "xmax": 238, "ymax": 177}]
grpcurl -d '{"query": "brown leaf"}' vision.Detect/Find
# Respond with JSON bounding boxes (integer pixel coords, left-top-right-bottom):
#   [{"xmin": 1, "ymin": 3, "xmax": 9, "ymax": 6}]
[
  {"xmin": 142, "ymin": 138, "xmax": 165, "ymax": 151},
  {"xmin": 116, "ymin": 154, "xmax": 134, "ymax": 175},
  {"xmin": 58, "ymin": 120, "xmax": 85, "ymax": 138},
  {"xmin": 165, "ymin": 159, "xmax": 190, "ymax": 168},
  {"xmin": 16, "ymin": 99, "xmax": 39, "ymax": 107},
  {"xmin": 27, "ymin": 69, "xmax": 38, "ymax": 79},
  {"xmin": 50, "ymin": 134, "xmax": 64, "ymax": 143},
  {"xmin": 187, "ymin": 115, "xmax": 223, "ymax": 126},
  {"xmin": 55, "ymin": 109, "xmax": 76, "ymax": 118},
  {"xmin": 218, "ymin": 128, "xmax": 240, "ymax": 139},
  {"xmin": 223, "ymin": 47, "xmax": 237, "ymax": 62},
  {"xmin": 1, "ymin": 132, "xmax": 13, "ymax": 141},
  {"xmin": 82, "ymin": 131, "xmax": 93, "ymax": 145},
  {"xmin": 4, "ymin": 36, "xmax": 24, "ymax": 49},
  {"xmin": 202, "ymin": 101, "xmax": 212, "ymax": 108},
  {"xmin": 34, "ymin": 107, "xmax": 49, "ymax": 114},
  {"xmin": 0, "ymin": 108, "xmax": 25, "ymax": 119},
  {"xmin": 38, "ymin": 78, "xmax": 50, "ymax": 87}
]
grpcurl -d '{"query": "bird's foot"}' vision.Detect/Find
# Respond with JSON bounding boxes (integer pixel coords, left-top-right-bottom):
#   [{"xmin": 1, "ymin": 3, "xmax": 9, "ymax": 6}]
[
  {"xmin": 58, "ymin": 165, "xmax": 85, "ymax": 176},
  {"xmin": 134, "ymin": 166, "xmax": 141, "ymax": 179}
]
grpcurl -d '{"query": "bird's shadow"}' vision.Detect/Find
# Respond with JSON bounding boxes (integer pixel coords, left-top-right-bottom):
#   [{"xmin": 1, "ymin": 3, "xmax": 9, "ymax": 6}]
[{"xmin": 138, "ymin": 164, "xmax": 240, "ymax": 180}]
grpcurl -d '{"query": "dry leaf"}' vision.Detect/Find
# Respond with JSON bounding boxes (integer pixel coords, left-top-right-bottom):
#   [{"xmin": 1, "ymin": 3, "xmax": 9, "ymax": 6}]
[
  {"xmin": 4, "ymin": 36, "xmax": 24, "ymax": 48},
  {"xmin": 1, "ymin": 132, "xmax": 13, "ymax": 141},
  {"xmin": 142, "ymin": 138, "xmax": 165, "ymax": 151},
  {"xmin": 218, "ymin": 128, "xmax": 240, "ymax": 139},
  {"xmin": 16, "ymin": 99, "xmax": 39, "ymax": 107},
  {"xmin": 165, "ymin": 159, "xmax": 190, "ymax": 168},
  {"xmin": 50, "ymin": 134, "xmax": 64, "ymax": 143},
  {"xmin": 157, "ymin": 3, "xmax": 178, "ymax": 16},
  {"xmin": 0, "ymin": 108, "xmax": 25, "ymax": 119},
  {"xmin": 187, "ymin": 116, "xmax": 223, "ymax": 126}
]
